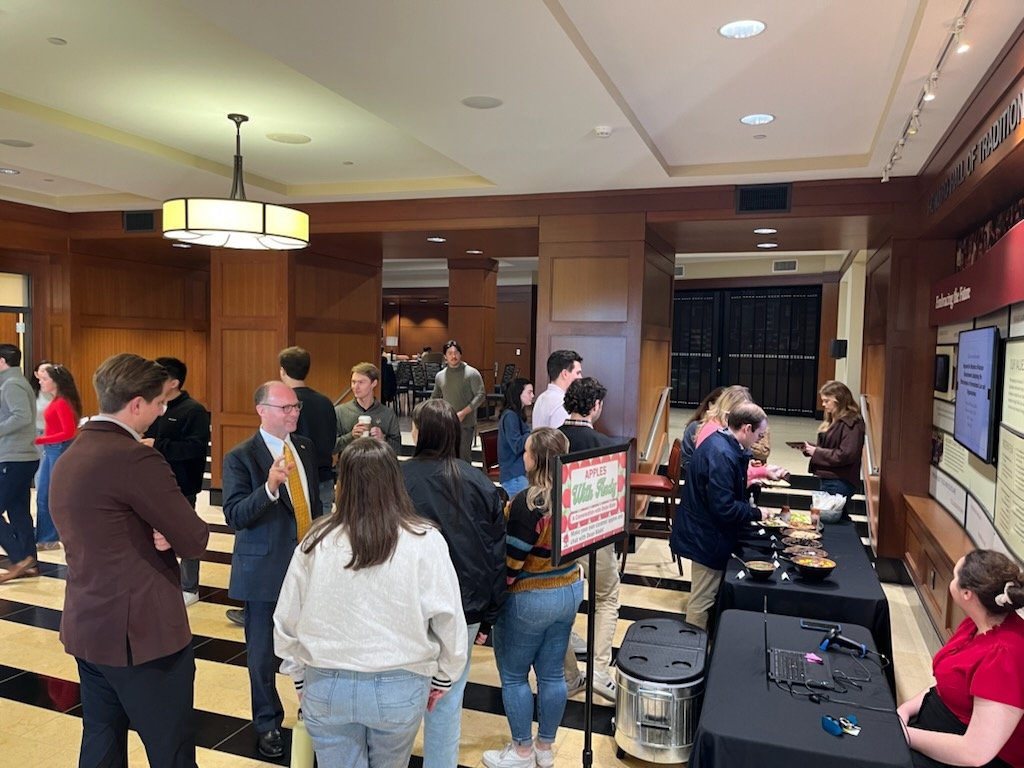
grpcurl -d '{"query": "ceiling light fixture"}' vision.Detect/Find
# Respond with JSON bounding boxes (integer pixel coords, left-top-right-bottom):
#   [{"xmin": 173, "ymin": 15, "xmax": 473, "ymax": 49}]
[
  {"xmin": 753, "ymin": 228, "xmax": 777, "ymax": 235},
  {"xmin": 427, "ymin": 236, "xmax": 447, "ymax": 243},
  {"xmin": 718, "ymin": 20, "xmax": 766, "ymax": 39},
  {"xmin": 466, "ymin": 249, "xmax": 483, "ymax": 255},
  {"xmin": 756, "ymin": 242, "xmax": 778, "ymax": 249},
  {"xmin": 0, "ymin": 139, "xmax": 33, "ymax": 148},
  {"xmin": 461, "ymin": 96, "xmax": 503, "ymax": 110},
  {"xmin": 47, "ymin": 37, "xmax": 67, "ymax": 46},
  {"xmin": 740, "ymin": 113, "xmax": 774, "ymax": 126},
  {"xmin": 882, "ymin": 0, "xmax": 973, "ymax": 183},
  {"xmin": 162, "ymin": 114, "xmax": 308, "ymax": 250},
  {"xmin": 0, "ymin": 168, "xmax": 20, "ymax": 175}
]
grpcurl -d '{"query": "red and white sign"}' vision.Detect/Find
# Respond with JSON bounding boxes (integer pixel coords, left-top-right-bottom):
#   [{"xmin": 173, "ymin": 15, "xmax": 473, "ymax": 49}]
[{"xmin": 558, "ymin": 450, "xmax": 628, "ymax": 557}]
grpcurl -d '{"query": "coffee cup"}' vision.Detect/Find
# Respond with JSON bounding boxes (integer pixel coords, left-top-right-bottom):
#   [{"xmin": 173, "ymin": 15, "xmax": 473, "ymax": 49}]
[{"xmin": 358, "ymin": 415, "xmax": 372, "ymax": 435}]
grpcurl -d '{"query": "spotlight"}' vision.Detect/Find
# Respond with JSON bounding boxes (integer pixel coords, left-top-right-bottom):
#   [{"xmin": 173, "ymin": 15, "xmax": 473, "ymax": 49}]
[
  {"xmin": 908, "ymin": 110, "xmax": 921, "ymax": 135},
  {"xmin": 923, "ymin": 72, "xmax": 939, "ymax": 102}
]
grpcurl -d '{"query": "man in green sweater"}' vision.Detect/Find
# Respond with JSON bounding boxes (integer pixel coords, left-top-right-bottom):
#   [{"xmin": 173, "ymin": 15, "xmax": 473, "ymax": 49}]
[{"xmin": 431, "ymin": 340, "xmax": 486, "ymax": 463}]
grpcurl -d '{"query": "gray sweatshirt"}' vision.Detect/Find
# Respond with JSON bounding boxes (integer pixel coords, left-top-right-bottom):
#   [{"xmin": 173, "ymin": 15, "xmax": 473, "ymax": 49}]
[{"xmin": 0, "ymin": 366, "xmax": 39, "ymax": 462}]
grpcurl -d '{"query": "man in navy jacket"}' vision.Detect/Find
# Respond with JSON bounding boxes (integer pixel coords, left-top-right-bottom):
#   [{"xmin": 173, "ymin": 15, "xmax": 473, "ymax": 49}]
[
  {"xmin": 223, "ymin": 381, "xmax": 321, "ymax": 759},
  {"xmin": 670, "ymin": 401, "xmax": 770, "ymax": 631}
]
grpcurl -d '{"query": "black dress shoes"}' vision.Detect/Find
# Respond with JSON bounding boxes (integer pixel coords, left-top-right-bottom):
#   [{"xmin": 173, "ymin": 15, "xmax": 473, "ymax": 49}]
[
  {"xmin": 226, "ymin": 608, "xmax": 245, "ymax": 627},
  {"xmin": 257, "ymin": 728, "xmax": 284, "ymax": 759}
]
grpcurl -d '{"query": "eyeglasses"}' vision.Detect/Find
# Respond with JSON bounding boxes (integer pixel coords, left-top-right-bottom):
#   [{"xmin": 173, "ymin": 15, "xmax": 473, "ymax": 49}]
[{"xmin": 260, "ymin": 401, "xmax": 303, "ymax": 414}]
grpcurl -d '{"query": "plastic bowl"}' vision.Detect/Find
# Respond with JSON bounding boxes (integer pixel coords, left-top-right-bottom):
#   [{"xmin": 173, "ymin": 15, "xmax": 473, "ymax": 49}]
[
  {"xmin": 791, "ymin": 556, "xmax": 836, "ymax": 582},
  {"xmin": 744, "ymin": 560, "xmax": 777, "ymax": 581}
]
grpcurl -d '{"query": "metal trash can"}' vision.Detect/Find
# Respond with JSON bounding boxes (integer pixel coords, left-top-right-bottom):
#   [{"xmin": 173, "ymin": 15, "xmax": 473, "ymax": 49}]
[{"xmin": 614, "ymin": 618, "xmax": 706, "ymax": 764}]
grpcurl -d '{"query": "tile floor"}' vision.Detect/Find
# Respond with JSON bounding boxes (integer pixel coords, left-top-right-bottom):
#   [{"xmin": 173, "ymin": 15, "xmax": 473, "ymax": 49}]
[{"xmin": 0, "ymin": 411, "xmax": 940, "ymax": 767}]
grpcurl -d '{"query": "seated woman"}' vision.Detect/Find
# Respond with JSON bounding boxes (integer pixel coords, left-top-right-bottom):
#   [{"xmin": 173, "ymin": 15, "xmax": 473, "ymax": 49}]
[
  {"xmin": 402, "ymin": 399, "xmax": 506, "ymax": 768},
  {"xmin": 802, "ymin": 380, "xmax": 865, "ymax": 502},
  {"xmin": 497, "ymin": 378, "xmax": 534, "ymax": 496},
  {"xmin": 273, "ymin": 439, "xmax": 467, "ymax": 768},
  {"xmin": 898, "ymin": 549, "xmax": 1024, "ymax": 768},
  {"xmin": 484, "ymin": 427, "xmax": 581, "ymax": 768}
]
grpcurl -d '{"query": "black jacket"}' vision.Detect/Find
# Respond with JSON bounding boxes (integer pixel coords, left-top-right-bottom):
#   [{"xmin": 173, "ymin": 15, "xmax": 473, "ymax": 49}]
[
  {"xmin": 294, "ymin": 386, "xmax": 337, "ymax": 482},
  {"xmin": 144, "ymin": 390, "xmax": 210, "ymax": 498},
  {"xmin": 401, "ymin": 457, "xmax": 506, "ymax": 625}
]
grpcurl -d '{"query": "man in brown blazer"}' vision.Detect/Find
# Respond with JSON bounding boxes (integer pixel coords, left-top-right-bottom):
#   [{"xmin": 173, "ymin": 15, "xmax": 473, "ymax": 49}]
[{"xmin": 50, "ymin": 353, "xmax": 209, "ymax": 768}]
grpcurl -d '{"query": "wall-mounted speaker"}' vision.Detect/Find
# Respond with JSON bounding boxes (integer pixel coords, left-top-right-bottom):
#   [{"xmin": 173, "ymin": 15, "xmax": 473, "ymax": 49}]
[
  {"xmin": 829, "ymin": 339, "xmax": 848, "ymax": 359},
  {"xmin": 122, "ymin": 210, "xmax": 155, "ymax": 232}
]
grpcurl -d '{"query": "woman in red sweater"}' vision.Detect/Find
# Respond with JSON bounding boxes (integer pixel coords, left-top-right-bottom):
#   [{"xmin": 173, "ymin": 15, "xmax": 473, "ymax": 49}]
[{"xmin": 35, "ymin": 364, "xmax": 82, "ymax": 549}]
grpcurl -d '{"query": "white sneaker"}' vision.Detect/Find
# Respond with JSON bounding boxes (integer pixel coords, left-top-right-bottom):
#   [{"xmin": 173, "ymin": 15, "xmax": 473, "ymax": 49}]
[
  {"xmin": 182, "ymin": 591, "xmax": 200, "ymax": 607},
  {"xmin": 534, "ymin": 745, "xmax": 555, "ymax": 768},
  {"xmin": 566, "ymin": 673, "xmax": 586, "ymax": 698},
  {"xmin": 592, "ymin": 671, "xmax": 617, "ymax": 703},
  {"xmin": 482, "ymin": 743, "xmax": 536, "ymax": 768},
  {"xmin": 570, "ymin": 631, "xmax": 587, "ymax": 655}
]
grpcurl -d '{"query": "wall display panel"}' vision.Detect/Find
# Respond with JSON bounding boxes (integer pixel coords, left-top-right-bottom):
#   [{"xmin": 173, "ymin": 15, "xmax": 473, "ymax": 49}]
[
  {"xmin": 934, "ymin": 344, "xmax": 955, "ymax": 401},
  {"xmin": 1011, "ymin": 302, "xmax": 1024, "ymax": 337},
  {"xmin": 933, "ymin": 399, "xmax": 955, "ymax": 433},
  {"xmin": 1002, "ymin": 338, "xmax": 1024, "ymax": 434},
  {"xmin": 995, "ymin": 425, "xmax": 1024, "ymax": 560},
  {"xmin": 939, "ymin": 434, "xmax": 970, "ymax": 486},
  {"xmin": 929, "ymin": 465, "xmax": 968, "ymax": 524},
  {"xmin": 953, "ymin": 326, "xmax": 1001, "ymax": 463}
]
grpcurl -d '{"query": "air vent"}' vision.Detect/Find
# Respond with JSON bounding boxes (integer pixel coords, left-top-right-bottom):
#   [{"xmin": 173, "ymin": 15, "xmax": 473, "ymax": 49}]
[
  {"xmin": 674, "ymin": 265, "xmax": 685, "ymax": 277},
  {"xmin": 123, "ymin": 210, "xmax": 155, "ymax": 232},
  {"xmin": 772, "ymin": 259, "xmax": 798, "ymax": 273},
  {"xmin": 736, "ymin": 183, "xmax": 791, "ymax": 213}
]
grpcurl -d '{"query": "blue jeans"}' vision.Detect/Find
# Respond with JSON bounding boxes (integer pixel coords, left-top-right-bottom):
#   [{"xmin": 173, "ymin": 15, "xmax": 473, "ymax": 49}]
[
  {"xmin": 423, "ymin": 621, "xmax": 479, "ymax": 768},
  {"xmin": 494, "ymin": 579, "xmax": 583, "ymax": 745},
  {"xmin": 303, "ymin": 667, "xmax": 429, "ymax": 768},
  {"xmin": 36, "ymin": 440, "xmax": 71, "ymax": 543},
  {"xmin": 820, "ymin": 478, "xmax": 857, "ymax": 501},
  {"xmin": 501, "ymin": 475, "xmax": 528, "ymax": 497},
  {"xmin": 0, "ymin": 460, "xmax": 39, "ymax": 563},
  {"xmin": 318, "ymin": 477, "xmax": 335, "ymax": 517}
]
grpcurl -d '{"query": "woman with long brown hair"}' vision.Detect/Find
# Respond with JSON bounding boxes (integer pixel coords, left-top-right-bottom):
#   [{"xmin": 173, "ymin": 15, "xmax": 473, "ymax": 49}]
[
  {"xmin": 34, "ymin": 363, "xmax": 82, "ymax": 549},
  {"xmin": 802, "ymin": 380, "xmax": 865, "ymax": 502},
  {"xmin": 273, "ymin": 439, "xmax": 467, "ymax": 768},
  {"xmin": 484, "ymin": 427, "xmax": 581, "ymax": 768}
]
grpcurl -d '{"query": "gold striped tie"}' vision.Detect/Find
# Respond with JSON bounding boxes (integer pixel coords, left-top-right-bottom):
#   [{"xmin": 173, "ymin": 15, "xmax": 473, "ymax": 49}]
[{"xmin": 282, "ymin": 442, "xmax": 312, "ymax": 540}]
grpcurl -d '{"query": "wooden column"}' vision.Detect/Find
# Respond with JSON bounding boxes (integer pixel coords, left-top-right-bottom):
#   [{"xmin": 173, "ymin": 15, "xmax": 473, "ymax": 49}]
[
  {"xmin": 447, "ymin": 258, "xmax": 498, "ymax": 389},
  {"xmin": 209, "ymin": 248, "xmax": 382, "ymax": 491},
  {"xmin": 535, "ymin": 213, "xmax": 674, "ymax": 445}
]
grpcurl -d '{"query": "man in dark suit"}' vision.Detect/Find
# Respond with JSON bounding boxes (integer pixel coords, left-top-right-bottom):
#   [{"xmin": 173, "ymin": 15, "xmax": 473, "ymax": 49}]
[
  {"xmin": 223, "ymin": 380, "xmax": 322, "ymax": 759},
  {"xmin": 50, "ymin": 353, "xmax": 209, "ymax": 768}
]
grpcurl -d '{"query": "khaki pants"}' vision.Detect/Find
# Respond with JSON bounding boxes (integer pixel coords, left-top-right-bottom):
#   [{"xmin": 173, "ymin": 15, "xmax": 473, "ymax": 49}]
[
  {"xmin": 686, "ymin": 562, "xmax": 724, "ymax": 631},
  {"xmin": 563, "ymin": 544, "xmax": 620, "ymax": 680}
]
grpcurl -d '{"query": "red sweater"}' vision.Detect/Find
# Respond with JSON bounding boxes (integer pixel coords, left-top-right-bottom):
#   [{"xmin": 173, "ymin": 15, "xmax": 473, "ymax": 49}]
[{"xmin": 36, "ymin": 397, "xmax": 77, "ymax": 444}]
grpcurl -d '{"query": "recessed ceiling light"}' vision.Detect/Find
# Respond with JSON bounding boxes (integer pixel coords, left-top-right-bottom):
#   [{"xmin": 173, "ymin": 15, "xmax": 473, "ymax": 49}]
[
  {"xmin": 753, "ymin": 228, "xmax": 777, "ymax": 235},
  {"xmin": 172, "ymin": 243, "xmax": 192, "ymax": 248},
  {"xmin": 466, "ymin": 249, "xmax": 483, "ymax": 255},
  {"xmin": 43, "ymin": 178, "xmax": 54, "ymax": 183},
  {"xmin": 741, "ymin": 114, "xmax": 775, "ymax": 126},
  {"xmin": 0, "ymin": 139, "xmax": 33, "ymax": 148},
  {"xmin": 718, "ymin": 20, "xmax": 766, "ymax": 39},
  {"xmin": 461, "ymin": 95, "xmax": 503, "ymax": 110},
  {"xmin": 757, "ymin": 242, "xmax": 779, "ymax": 249},
  {"xmin": 956, "ymin": 42, "xmax": 970, "ymax": 55},
  {"xmin": 0, "ymin": 168, "xmax": 20, "ymax": 175},
  {"xmin": 266, "ymin": 132, "xmax": 311, "ymax": 144},
  {"xmin": 342, "ymin": 161, "xmax": 354, "ymax": 166},
  {"xmin": 47, "ymin": 37, "xmax": 67, "ymax": 46},
  {"xmin": 427, "ymin": 236, "xmax": 447, "ymax": 243}
]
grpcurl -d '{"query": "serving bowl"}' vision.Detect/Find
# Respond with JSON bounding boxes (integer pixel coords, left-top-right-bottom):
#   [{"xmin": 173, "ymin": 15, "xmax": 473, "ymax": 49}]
[
  {"xmin": 744, "ymin": 560, "xmax": 777, "ymax": 581},
  {"xmin": 782, "ymin": 545, "xmax": 828, "ymax": 558},
  {"xmin": 782, "ymin": 529, "xmax": 822, "ymax": 541},
  {"xmin": 791, "ymin": 556, "xmax": 837, "ymax": 582}
]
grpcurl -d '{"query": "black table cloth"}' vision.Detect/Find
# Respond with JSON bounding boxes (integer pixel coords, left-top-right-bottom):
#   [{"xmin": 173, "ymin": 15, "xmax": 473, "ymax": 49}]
[
  {"xmin": 717, "ymin": 517, "xmax": 894, "ymax": 689},
  {"xmin": 692, "ymin": 610, "xmax": 911, "ymax": 768}
]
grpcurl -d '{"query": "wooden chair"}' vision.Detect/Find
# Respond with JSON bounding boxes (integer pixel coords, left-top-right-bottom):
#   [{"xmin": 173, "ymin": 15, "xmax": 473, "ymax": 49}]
[
  {"xmin": 620, "ymin": 438, "xmax": 684, "ymax": 574},
  {"xmin": 479, "ymin": 429, "xmax": 501, "ymax": 481}
]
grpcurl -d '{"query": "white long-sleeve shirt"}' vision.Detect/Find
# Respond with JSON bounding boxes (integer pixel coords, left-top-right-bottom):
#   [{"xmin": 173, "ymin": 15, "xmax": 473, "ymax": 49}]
[
  {"xmin": 531, "ymin": 383, "xmax": 568, "ymax": 429},
  {"xmin": 273, "ymin": 524, "xmax": 467, "ymax": 689}
]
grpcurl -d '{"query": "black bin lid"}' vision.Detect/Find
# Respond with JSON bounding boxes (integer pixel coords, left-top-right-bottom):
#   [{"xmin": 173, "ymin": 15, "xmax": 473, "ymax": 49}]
[{"xmin": 617, "ymin": 619, "xmax": 706, "ymax": 684}]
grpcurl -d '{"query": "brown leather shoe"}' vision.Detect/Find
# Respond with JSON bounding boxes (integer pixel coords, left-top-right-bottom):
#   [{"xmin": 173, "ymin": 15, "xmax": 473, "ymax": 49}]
[{"xmin": 0, "ymin": 557, "xmax": 39, "ymax": 583}]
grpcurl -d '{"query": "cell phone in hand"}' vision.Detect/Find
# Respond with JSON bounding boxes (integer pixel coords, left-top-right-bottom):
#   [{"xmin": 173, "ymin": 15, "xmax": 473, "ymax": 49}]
[{"xmin": 786, "ymin": 441, "xmax": 806, "ymax": 450}]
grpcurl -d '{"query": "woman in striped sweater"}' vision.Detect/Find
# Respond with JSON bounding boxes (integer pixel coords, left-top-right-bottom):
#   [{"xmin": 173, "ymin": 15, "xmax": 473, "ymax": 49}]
[{"xmin": 484, "ymin": 427, "xmax": 582, "ymax": 768}]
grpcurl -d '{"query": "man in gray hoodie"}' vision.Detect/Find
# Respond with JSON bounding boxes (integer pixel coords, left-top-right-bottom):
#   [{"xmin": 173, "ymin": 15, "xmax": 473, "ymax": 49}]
[
  {"xmin": 431, "ymin": 340, "xmax": 486, "ymax": 463},
  {"xmin": 0, "ymin": 344, "xmax": 42, "ymax": 583}
]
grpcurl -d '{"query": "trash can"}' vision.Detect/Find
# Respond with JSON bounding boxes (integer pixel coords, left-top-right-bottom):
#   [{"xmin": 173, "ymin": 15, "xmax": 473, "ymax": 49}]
[{"xmin": 614, "ymin": 618, "xmax": 706, "ymax": 764}]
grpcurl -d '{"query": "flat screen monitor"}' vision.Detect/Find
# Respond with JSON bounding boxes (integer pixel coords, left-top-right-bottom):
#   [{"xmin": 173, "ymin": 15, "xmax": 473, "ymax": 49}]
[
  {"xmin": 953, "ymin": 326, "xmax": 1001, "ymax": 464},
  {"xmin": 934, "ymin": 354, "xmax": 951, "ymax": 393}
]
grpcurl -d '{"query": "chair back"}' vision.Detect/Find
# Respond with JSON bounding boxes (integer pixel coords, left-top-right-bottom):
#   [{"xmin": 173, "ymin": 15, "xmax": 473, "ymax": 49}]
[
  {"xmin": 666, "ymin": 438, "xmax": 683, "ymax": 490},
  {"xmin": 395, "ymin": 361, "xmax": 412, "ymax": 386},
  {"xmin": 479, "ymin": 429, "xmax": 501, "ymax": 480},
  {"xmin": 499, "ymin": 363, "xmax": 517, "ymax": 390},
  {"xmin": 411, "ymin": 361, "xmax": 427, "ymax": 387},
  {"xmin": 424, "ymin": 361, "xmax": 442, "ymax": 380}
]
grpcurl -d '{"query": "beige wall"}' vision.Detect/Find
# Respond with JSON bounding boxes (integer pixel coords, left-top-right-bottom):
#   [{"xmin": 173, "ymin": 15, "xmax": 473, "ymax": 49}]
[{"xmin": 835, "ymin": 254, "xmax": 867, "ymax": 398}]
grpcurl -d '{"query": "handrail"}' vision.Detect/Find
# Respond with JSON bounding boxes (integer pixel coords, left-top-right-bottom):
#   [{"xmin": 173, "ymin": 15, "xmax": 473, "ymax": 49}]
[
  {"xmin": 639, "ymin": 386, "xmax": 672, "ymax": 463},
  {"xmin": 860, "ymin": 394, "xmax": 880, "ymax": 476},
  {"xmin": 332, "ymin": 386, "xmax": 353, "ymax": 407}
]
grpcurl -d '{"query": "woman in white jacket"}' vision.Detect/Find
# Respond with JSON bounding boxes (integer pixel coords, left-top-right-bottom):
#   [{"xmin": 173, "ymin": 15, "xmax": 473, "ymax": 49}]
[{"xmin": 274, "ymin": 438, "xmax": 467, "ymax": 768}]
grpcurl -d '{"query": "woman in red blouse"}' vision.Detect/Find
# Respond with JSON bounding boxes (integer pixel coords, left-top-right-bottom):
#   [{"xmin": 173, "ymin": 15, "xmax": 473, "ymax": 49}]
[
  {"xmin": 898, "ymin": 549, "xmax": 1024, "ymax": 768},
  {"xmin": 34, "ymin": 364, "xmax": 82, "ymax": 549}
]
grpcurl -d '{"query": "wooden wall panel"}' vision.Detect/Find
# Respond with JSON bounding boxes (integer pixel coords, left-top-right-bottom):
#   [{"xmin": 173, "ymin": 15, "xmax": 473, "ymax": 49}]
[
  {"xmin": 818, "ymin": 280, "xmax": 839, "ymax": 389},
  {"xmin": 399, "ymin": 304, "xmax": 448, "ymax": 356},
  {"xmin": 76, "ymin": 328, "xmax": 187, "ymax": 413},
  {"xmin": 78, "ymin": 263, "xmax": 185, "ymax": 319},
  {"xmin": 295, "ymin": 330, "xmax": 377, "ymax": 401},
  {"xmin": 220, "ymin": 329, "xmax": 281, "ymax": 414},
  {"xmin": 295, "ymin": 260, "xmax": 379, "ymax": 323},
  {"xmin": 551, "ymin": 334, "xmax": 628, "ymax": 436},
  {"xmin": 496, "ymin": 285, "xmax": 534, "ymax": 382},
  {"xmin": 219, "ymin": 257, "xmax": 282, "ymax": 318},
  {"xmin": 221, "ymin": 424, "xmax": 258, "ymax": 457},
  {"xmin": 551, "ymin": 256, "xmax": 630, "ymax": 323}
]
